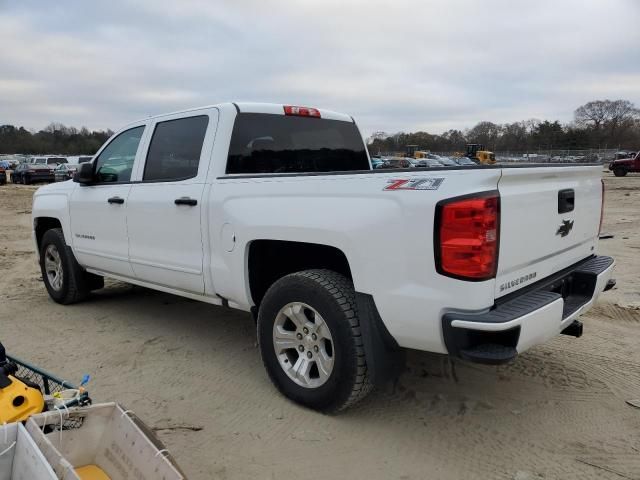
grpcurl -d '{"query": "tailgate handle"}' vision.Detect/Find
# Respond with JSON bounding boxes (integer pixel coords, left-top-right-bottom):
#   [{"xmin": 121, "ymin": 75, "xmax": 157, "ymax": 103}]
[{"xmin": 558, "ymin": 189, "xmax": 574, "ymax": 214}]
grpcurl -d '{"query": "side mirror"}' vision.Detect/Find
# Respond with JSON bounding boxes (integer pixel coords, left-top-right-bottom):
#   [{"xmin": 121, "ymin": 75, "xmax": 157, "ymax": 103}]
[{"xmin": 73, "ymin": 162, "xmax": 95, "ymax": 185}]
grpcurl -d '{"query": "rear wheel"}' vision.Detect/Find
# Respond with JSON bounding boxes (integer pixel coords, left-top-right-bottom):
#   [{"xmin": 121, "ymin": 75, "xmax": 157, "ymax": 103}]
[
  {"xmin": 613, "ymin": 168, "xmax": 627, "ymax": 177},
  {"xmin": 40, "ymin": 228, "xmax": 102, "ymax": 304},
  {"xmin": 22, "ymin": 175, "xmax": 29, "ymax": 185},
  {"xmin": 257, "ymin": 269, "xmax": 372, "ymax": 412}
]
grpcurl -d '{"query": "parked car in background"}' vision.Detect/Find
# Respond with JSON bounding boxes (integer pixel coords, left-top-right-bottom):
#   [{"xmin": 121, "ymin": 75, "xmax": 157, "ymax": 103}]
[
  {"xmin": 416, "ymin": 158, "xmax": 444, "ymax": 167},
  {"xmin": 0, "ymin": 158, "xmax": 19, "ymax": 170},
  {"xmin": 29, "ymin": 157, "xmax": 68, "ymax": 171},
  {"xmin": 436, "ymin": 157, "xmax": 458, "ymax": 166},
  {"xmin": 381, "ymin": 157, "xmax": 412, "ymax": 168},
  {"xmin": 44, "ymin": 157, "xmax": 67, "ymax": 168},
  {"xmin": 454, "ymin": 157, "xmax": 478, "ymax": 166},
  {"xmin": 614, "ymin": 151, "xmax": 635, "ymax": 160},
  {"xmin": 66, "ymin": 155, "xmax": 94, "ymax": 164},
  {"xmin": 370, "ymin": 157, "xmax": 384, "ymax": 169},
  {"xmin": 12, "ymin": 162, "xmax": 54, "ymax": 184},
  {"xmin": 0, "ymin": 164, "xmax": 6, "ymax": 185},
  {"xmin": 609, "ymin": 150, "xmax": 640, "ymax": 176},
  {"xmin": 54, "ymin": 162, "xmax": 81, "ymax": 182}
]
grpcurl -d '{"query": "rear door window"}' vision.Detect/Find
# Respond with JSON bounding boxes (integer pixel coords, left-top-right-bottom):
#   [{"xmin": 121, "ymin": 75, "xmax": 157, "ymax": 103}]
[
  {"xmin": 226, "ymin": 113, "xmax": 369, "ymax": 174},
  {"xmin": 143, "ymin": 115, "xmax": 209, "ymax": 182}
]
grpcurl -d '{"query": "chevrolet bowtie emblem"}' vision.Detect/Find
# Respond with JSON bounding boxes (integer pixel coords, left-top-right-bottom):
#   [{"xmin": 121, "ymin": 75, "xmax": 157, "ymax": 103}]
[{"xmin": 556, "ymin": 219, "xmax": 574, "ymax": 237}]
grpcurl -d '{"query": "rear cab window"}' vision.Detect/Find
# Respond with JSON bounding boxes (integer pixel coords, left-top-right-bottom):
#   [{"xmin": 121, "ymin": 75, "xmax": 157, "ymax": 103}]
[
  {"xmin": 226, "ymin": 113, "xmax": 369, "ymax": 174},
  {"xmin": 143, "ymin": 115, "xmax": 209, "ymax": 182}
]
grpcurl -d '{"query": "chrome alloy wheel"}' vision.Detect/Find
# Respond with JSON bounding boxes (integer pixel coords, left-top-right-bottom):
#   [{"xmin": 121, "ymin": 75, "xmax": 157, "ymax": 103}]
[
  {"xmin": 44, "ymin": 244, "xmax": 64, "ymax": 291},
  {"xmin": 272, "ymin": 302, "xmax": 335, "ymax": 388}
]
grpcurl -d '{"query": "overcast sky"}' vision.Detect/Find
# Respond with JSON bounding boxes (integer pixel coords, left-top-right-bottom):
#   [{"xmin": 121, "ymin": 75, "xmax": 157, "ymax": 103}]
[{"xmin": 1, "ymin": 0, "xmax": 639, "ymax": 136}]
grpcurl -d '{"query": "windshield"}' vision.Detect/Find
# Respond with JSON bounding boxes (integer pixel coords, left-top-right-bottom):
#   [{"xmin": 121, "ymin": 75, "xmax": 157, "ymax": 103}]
[{"xmin": 226, "ymin": 113, "xmax": 369, "ymax": 174}]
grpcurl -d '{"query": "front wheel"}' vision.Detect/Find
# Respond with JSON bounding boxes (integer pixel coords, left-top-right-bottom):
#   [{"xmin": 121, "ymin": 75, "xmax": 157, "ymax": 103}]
[
  {"xmin": 613, "ymin": 168, "xmax": 627, "ymax": 177},
  {"xmin": 257, "ymin": 269, "xmax": 372, "ymax": 412},
  {"xmin": 40, "ymin": 228, "xmax": 92, "ymax": 304}
]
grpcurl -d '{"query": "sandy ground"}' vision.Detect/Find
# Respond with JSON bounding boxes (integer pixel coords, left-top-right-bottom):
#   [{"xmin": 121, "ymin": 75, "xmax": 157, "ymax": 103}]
[{"xmin": 0, "ymin": 173, "xmax": 639, "ymax": 480}]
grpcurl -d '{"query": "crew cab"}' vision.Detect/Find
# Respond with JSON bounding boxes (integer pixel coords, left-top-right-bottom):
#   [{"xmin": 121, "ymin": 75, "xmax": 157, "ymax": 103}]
[
  {"xmin": 31, "ymin": 103, "xmax": 615, "ymax": 412},
  {"xmin": 609, "ymin": 150, "xmax": 640, "ymax": 176}
]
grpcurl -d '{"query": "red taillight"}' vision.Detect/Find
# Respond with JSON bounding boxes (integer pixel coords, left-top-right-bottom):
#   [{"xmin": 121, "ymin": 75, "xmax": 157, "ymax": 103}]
[
  {"xmin": 283, "ymin": 105, "xmax": 321, "ymax": 118},
  {"xmin": 435, "ymin": 192, "xmax": 500, "ymax": 281},
  {"xmin": 598, "ymin": 179, "xmax": 605, "ymax": 235}
]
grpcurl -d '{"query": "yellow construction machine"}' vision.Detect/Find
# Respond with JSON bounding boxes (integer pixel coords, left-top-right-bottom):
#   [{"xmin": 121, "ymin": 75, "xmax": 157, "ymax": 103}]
[{"xmin": 465, "ymin": 144, "xmax": 496, "ymax": 165}]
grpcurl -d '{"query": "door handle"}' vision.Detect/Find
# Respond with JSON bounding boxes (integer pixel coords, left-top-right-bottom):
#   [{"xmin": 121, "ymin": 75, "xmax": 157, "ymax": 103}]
[
  {"xmin": 107, "ymin": 196, "xmax": 125, "ymax": 205},
  {"xmin": 174, "ymin": 197, "xmax": 197, "ymax": 206}
]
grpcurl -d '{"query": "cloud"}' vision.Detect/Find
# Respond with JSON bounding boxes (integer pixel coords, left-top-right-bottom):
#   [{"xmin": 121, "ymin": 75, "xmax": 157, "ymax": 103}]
[{"xmin": 1, "ymin": 0, "xmax": 638, "ymax": 136}]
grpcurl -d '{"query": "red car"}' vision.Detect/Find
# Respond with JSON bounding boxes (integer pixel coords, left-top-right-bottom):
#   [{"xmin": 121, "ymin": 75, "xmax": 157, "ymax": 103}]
[{"xmin": 609, "ymin": 151, "xmax": 640, "ymax": 176}]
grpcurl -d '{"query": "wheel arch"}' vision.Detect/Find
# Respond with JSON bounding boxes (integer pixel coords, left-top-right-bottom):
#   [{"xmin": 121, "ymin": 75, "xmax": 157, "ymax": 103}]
[
  {"xmin": 32, "ymin": 191, "xmax": 74, "ymax": 253},
  {"xmin": 246, "ymin": 239, "xmax": 353, "ymax": 309},
  {"xmin": 34, "ymin": 217, "xmax": 64, "ymax": 249}
]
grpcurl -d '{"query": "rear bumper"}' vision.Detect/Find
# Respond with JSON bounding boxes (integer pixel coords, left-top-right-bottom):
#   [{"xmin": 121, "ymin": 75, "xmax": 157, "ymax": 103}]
[
  {"xmin": 26, "ymin": 172, "xmax": 54, "ymax": 182},
  {"xmin": 442, "ymin": 255, "xmax": 615, "ymax": 364}
]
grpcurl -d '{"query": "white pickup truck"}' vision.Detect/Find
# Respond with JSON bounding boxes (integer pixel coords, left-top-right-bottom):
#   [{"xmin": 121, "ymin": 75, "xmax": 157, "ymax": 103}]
[{"xmin": 32, "ymin": 103, "xmax": 615, "ymax": 412}]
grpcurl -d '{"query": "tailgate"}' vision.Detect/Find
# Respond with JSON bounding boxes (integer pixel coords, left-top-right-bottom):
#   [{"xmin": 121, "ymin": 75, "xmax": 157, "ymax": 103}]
[{"xmin": 495, "ymin": 165, "xmax": 602, "ymax": 298}]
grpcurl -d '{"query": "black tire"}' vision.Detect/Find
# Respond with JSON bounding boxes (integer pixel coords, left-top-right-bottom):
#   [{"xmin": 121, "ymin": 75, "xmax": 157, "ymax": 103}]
[
  {"xmin": 22, "ymin": 174, "xmax": 29, "ymax": 185},
  {"xmin": 39, "ymin": 228, "xmax": 91, "ymax": 304},
  {"xmin": 257, "ymin": 269, "xmax": 372, "ymax": 412},
  {"xmin": 613, "ymin": 168, "xmax": 627, "ymax": 177}
]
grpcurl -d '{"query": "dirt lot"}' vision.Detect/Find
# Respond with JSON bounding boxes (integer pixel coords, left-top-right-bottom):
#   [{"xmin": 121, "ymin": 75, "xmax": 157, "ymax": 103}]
[{"xmin": 1, "ymin": 174, "xmax": 639, "ymax": 480}]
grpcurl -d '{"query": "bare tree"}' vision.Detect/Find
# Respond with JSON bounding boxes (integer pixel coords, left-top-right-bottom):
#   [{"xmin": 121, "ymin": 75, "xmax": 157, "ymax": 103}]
[
  {"xmin": 466, "ymin": 121, "xmax": 501, "ymax": 149},
  {"xmin": 574, "ymin": 100, "xmax": 639, "ymax": 131}
]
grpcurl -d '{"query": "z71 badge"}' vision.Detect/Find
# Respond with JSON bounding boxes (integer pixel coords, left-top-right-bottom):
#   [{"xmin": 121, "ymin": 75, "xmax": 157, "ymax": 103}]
[{"xmin": 384, "ymin": 177, "xmax": 444, "ymax": 191}]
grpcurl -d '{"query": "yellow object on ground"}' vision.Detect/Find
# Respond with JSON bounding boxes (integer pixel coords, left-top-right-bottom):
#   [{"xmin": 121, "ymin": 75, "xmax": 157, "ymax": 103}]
[
  {"xmin": 0, "ymin": 374, "xmax": 45, "ymax": 423},
  {"xmin": 75, "ymin": 465, "xmax": 112, "ymax": 480}
]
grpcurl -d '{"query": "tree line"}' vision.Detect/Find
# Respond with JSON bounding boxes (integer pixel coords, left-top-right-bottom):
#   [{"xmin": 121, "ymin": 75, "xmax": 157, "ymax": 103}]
[
  {"xmin": 0, "ymin": 123, "xmax": 113, "ymax": 155},
  {"xmin": 1, "ymin": 99, "xmax": 638, "ymax": 156},
  {"xmin": 368, "ymin": 99, "xmax": 640, "ymax": 154}
]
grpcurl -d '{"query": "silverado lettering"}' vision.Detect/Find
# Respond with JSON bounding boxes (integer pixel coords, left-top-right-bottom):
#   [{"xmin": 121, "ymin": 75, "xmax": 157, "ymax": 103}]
[{"xmin": 500, "ymin": 272, "xmax": 537, "ymax": 292}]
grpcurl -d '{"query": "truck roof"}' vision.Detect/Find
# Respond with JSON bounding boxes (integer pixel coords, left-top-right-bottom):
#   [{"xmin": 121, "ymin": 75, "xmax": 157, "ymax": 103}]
[{"xmin": 131, "ymin": 102, "xmax": 354, "ymax": 126}]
